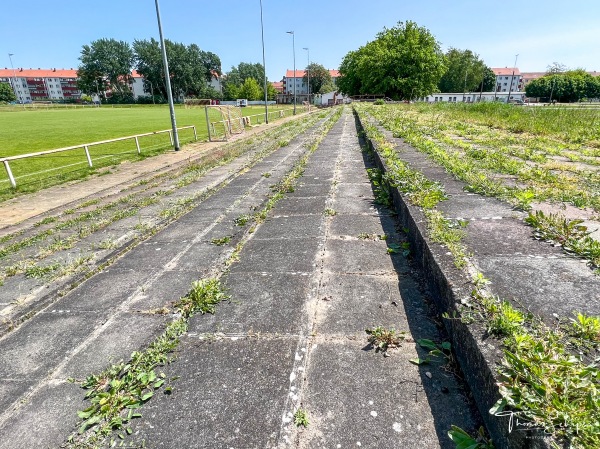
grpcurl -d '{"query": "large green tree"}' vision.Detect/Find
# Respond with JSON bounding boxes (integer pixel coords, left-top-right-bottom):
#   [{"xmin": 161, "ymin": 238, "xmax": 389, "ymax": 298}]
[
  {"xmin": 337, "ymin": 21, "xmax": 446, "ymax": 100},
  {"xmin": 222, "ymin": 62, "xmax": 266, "ymax": 100},
  {"xmin": 77, "ymin": 38, "xmax": 135, "ymax": 101},
  {"xmin": 525, "ymin": 70, "xmax": 600, "ymax": 102},
  {"xmin": 303, "ymin": 63, "xmax": 332, "ymax": 94},
  {"xmin": 238, "ymin": 78, "xmax": 263, "ymax": 100},
  {"xmin": 133, "ymin": 38, "xmax": 221, "ymax": 100},
  {"xmin": 0, "ymin": 83, "xmax": 16, "ymax": 102},
  {"xmin": 438, "ymin": 48, "xmax": 492, "ymax": 93}
]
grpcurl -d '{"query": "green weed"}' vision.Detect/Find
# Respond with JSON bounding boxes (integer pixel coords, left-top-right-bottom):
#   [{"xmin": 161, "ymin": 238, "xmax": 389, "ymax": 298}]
[{"xmin": 365, "ymin": 326, "xmax": 406, "ymax": 353}]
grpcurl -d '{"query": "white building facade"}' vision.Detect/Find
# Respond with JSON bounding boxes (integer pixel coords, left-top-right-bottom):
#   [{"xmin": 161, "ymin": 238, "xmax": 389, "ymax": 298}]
[
  {"xmin": 421, "ymin": 91, "xmax": 526, "ymax": 103},
  {"xmin": 491, "ymin": 67, "xmax": 523, "ymax": 93}
]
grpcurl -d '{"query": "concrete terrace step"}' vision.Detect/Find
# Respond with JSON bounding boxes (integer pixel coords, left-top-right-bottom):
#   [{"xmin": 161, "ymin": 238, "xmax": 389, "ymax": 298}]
[
  {"xmin": 357, "ymin": 111, "xmax": 600, "ymax": 449},
  {"xmin": 0, "ymin": 111, "xmax": 334, "ymax": 448},
  {"xmin": 121, "ymin": 110, "xmax": 480, "ymax": 448},
  {"xmin": 0, "ymin": 108, "xmax": 482, "ymax": 448}
]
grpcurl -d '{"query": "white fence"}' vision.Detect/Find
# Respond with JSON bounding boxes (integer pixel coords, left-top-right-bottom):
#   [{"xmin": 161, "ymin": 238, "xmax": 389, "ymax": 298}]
[{"xmin": 1, "ymin": 126, "xmax": 197, "ymax": 189}]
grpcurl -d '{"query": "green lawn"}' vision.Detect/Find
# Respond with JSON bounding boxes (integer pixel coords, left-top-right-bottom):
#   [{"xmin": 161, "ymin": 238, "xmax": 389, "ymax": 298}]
[{"xmin": 0, "ymin": 104, "xmax": 293, "ymax": 195}]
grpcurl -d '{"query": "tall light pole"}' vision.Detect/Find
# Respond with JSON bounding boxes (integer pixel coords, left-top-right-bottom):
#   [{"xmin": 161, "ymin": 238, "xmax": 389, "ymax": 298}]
[
  {"xmin": 506, "ymin": 53, "xmax": 519, "ymax": 104},
  {"xmin": 154, "ymin": 0, "xmax": 180, "ymax": 151},
  {"xmin": 286, "ymin": 31, "xmax": 296, "ymax": 115},
  {"xmin": 303, "ymin": 47, "xmax": 310, "ymax": 106},
  {"xmin": 259, "ymin": 0, "xmax": 269, "ymax": 124},
  {"xmin": 8, "ymin": 53, "xmax": 23, "ymax": 108}
]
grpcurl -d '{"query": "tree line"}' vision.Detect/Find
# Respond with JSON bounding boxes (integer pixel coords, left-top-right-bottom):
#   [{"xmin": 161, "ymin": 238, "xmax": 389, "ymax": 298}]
[
  {"xmin": 337, "ymin": 21, "xmax": 600, "ymax": 102},
  {"xmin": 77, "ymin": 38, "xmax": 282, "ymax": 103},
  {"xmin": 525, "ymin": 69, "xmax": 600, "ymax": 102},
  {"xmin": 337, "ymin": 21, "xmax": 496, "ymax": 100}
]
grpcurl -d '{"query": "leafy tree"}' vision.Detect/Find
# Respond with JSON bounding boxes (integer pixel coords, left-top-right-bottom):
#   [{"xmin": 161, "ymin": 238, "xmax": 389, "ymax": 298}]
[
  {"xmin": 0, "ymin": 83, "xmax": 16, "ymax": 102},
  {"xmin": 266, "ymin": 82, "xmax": 278, "ymax": 101},
  {"xmin": 303, "ymin": 63, "xmax": 332, "ymax": 94},
  {"xmin": 438, "ymin": 48, "xmax": 491, "ymax": 93},
  {"xmin": 237, "ymin": 78, "xmax": 263, "ymax": 100},
  {"xmin": 222, "ymin": 62, "xmax": 265, "ymax": 100},
  {"xmin": 337, "ymin": 50, "xmax": 363, "ymax": 97},
  {"xmin": 77, "ymin": 38, "xmax": 134, "ymax": 101},
  {"xmin": 474, "ymin": 67, "xmax": 496, "ymax": 92},
  {"xmin": 337, "ymin": 21, "xmax": 446, "ymax": 100},
  {"xmin": 525, "ymin": 70, "xmax": 600, "ymax": 102},
  {"xmin": 133, "ymin": 38, "xmax": 221, "ymax": 100}
]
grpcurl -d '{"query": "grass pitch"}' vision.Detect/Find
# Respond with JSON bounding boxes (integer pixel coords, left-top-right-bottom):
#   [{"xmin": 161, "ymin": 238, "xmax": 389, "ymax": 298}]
[{"xmin": 0, "ymin": 104, "xmax": 292, "ymax": 197}]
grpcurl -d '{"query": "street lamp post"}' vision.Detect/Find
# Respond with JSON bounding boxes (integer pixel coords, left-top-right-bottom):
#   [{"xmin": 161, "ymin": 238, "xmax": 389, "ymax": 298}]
[
  {"xmin": 259, "ymin": 0, "xmax": 269, "ymax": 124},
  {"xmin": 506, "ymin": 53, "xmax": 519, "ymax": 104},
  {"xmin": 154, "ymin": 0, "xmax": 180, "ymax": 151},
  {"xmin": 8, "ymin": 53, "xmax": 23, "ymax": 108},
  {"xmin": 286, "ymin": 31, "xmax": 296, "ymax": 115},
  {"xmin": 303, "ymin": 47, "xmax": 310, "ymax": 106}
]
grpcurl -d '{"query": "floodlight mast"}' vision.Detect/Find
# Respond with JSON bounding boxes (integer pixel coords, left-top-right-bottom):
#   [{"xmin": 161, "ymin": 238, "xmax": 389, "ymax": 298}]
[
  {"xmin": 286, "ymin": 31, "xmax": 296, "ymax": 115},
  {"xmin": 8, "ymin": 53, "xmax": 24, "ymax": 108},
  {"xmin": 260, "ymin": 0, "xmax": 269, "ymax": 124},
  {"xmin": 303, "ymin": 47, "xmax": 310, "ymax": 106},
  {"xmin": 154, "ymin": 0, "xmax": 180, "ymax": 151}
]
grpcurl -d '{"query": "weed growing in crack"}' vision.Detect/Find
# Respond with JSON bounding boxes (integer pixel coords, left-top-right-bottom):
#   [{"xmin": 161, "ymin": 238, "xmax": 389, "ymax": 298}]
[
  {"xmin": 211, "ymin": 236, "xmax": 231, "ymax": 246},
  {"xmin": 234, "ymin": 215, "xmax": 252, "ymax": 226},
  {"xmin": 410, "ymin": 339, "xmax": 453, "ymax": 366},
  {"xmin": 365, "ymin": 326, "xmax": 406, "ymax": 353},
  {"xmin": 324, "ymin": 208, "xmax": 337, "ymax": 216},
  {"xmin": 294, "ymin": 409, "xmax": 309, "ymax": 428},
  {"xmin": 70, "ymin": 279, "xmax": 228, "ymax": 446},
  {"xmin": 448, "ymin": 425, "xmax": 494, "ymax": 449},
  {"xmin": 525, "ymin": 210, "xmax": 600, "ymax": 269}
]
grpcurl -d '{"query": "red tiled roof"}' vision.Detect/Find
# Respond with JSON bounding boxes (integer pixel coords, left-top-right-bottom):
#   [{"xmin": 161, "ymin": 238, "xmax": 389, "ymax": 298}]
[
  {"xmin": 0, "ymin": 68, "xmax": 144, "ymax": 79},
  {"xmin": 285, "ymin": 69, "xmax": 340, "ymax": 78},
  {"xmin": 491, "ymin": 67, "xmax": 521, "ymax": 76},
  {"xmin": 0, "ymin": 68, "xmax": 78, "ymax": 78}
]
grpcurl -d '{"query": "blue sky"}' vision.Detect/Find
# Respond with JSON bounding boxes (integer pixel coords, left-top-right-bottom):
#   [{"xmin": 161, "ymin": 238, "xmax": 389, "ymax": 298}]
[{"xmin": 2, "ymin": 1, "xmax": 599, "ymax": 81}]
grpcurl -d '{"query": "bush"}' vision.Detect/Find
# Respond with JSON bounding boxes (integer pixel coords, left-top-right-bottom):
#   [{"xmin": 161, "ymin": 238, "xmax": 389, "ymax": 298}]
[{"xmin": 374, "ymin": 99, "xmax": 385, "ymax": 105}]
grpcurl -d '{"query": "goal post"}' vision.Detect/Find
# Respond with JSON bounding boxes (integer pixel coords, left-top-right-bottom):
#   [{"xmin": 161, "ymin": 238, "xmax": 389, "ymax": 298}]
[{"xmin": 204, "ymin": 105, "xmax": 245, "ymax": 142}]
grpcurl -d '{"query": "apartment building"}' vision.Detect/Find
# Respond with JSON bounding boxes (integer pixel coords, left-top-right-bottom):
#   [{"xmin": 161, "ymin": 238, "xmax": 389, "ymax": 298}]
[
  {"xmin": 282, "ymin": 69, "xmax": 340, "ymax": 95},
  {"xmin": 0, "ymin": 68, "xmax": 80, "ymax": 102},
  {"xmin": 491, "ymin": 67, "xmax": 523, "ymax": 92}
]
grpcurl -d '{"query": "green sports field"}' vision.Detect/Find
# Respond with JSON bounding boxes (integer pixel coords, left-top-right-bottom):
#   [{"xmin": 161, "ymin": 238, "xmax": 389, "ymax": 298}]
[{"xmin": 0, "ymin": 104, "xmax": 292, "ymax": 196}]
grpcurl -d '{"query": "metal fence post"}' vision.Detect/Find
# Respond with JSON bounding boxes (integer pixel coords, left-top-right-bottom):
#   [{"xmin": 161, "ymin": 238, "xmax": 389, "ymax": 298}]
[
  {"xmin": 3, "ymin": 160, "xmax": 16, "ymax": 188},
  {"xmin": 193, "ymin": 126, "xmax": 197, "ymax": 141},
  {"xmin": 169, "ymin": 130, "xmax": 174, "ymax": 146},
  {"xmin": 84, "ymin": 146, "xmax": 93, "ymax": 167},
  {"xmin": 135, "ymin": 136, "xmax": 141, "ymax": 154}
]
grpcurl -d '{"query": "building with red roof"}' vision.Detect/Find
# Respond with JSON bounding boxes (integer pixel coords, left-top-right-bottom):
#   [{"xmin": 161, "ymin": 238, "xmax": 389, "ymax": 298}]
[
  {"xmin": 0, "ymin": 68, "xmax": 81, "ymax": 102},
  {"xmin": 282, "ymin": 69, "xmax": 340, "ymax": 95},
  {"xmin": 491, "ymin": 67, "xmax": 523, "ymax": 92}
]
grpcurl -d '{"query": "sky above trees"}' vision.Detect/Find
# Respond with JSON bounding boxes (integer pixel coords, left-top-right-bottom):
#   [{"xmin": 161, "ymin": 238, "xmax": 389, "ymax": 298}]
[{"xmin": 2, "ymin": 0, "xmax": 599, "ymax": 82}]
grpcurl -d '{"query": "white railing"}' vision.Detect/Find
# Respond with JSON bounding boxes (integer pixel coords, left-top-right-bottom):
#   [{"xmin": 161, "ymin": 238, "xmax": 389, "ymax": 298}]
[{"xmin": 1, "ymin": 126, "xmax": 197, "ymax": 188}]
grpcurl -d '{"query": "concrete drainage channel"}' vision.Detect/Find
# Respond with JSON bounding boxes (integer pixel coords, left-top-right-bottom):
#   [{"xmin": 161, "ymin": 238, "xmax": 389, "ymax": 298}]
[{"xmin": 0, "ymin": 108, "xmax": 488, "ymax": 448}]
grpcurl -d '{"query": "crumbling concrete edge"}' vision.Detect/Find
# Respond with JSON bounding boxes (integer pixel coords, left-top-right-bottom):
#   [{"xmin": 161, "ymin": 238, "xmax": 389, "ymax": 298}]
[{"xmin": 354, "ymin": 111, "xmax": 556, "ymax": 449}]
